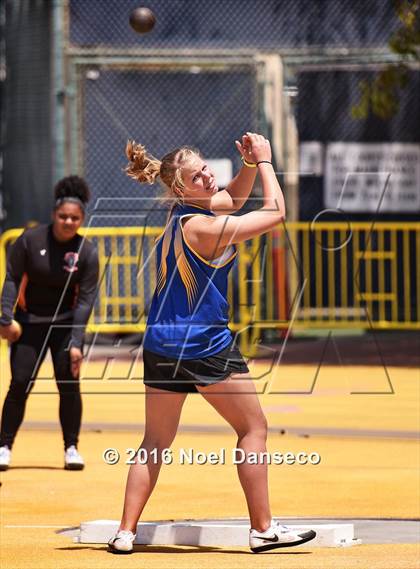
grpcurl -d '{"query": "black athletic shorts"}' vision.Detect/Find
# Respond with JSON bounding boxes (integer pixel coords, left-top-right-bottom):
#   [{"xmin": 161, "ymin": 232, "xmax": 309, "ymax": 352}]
[{"xmin": 143, "ymin": 341, "xmax": 249, "ymax": 393}]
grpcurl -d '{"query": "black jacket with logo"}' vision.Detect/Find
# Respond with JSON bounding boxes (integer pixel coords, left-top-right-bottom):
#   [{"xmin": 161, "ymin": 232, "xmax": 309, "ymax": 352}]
[{"xmin": 0, "ymin": 224, "xmax": 99, "ymax": 348}]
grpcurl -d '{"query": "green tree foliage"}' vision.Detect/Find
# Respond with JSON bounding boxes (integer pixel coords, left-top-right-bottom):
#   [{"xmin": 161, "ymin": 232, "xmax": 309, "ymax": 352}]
[{"xmin": 352, "ymin": 0, "xmax": 420, "ymax": 120}]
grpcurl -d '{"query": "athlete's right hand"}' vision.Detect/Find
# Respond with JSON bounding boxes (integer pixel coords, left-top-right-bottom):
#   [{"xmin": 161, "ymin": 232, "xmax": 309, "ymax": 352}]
[
  {"xmin": 245, "ymin": 132, "xmax": 272, "ymax": 164},
  {"xmin": 0, "ymin": 320, "xmax": 22, "ymax": 343},
  {"xmin": 69, "ymin": 346, "xmax": 83, "ymax": 378}
]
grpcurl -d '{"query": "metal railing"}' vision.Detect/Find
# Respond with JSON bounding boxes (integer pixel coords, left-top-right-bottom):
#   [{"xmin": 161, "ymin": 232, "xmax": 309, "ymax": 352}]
[{"xmin": 1, "ymin": 222, "xmax": 419, "ymax": 358}]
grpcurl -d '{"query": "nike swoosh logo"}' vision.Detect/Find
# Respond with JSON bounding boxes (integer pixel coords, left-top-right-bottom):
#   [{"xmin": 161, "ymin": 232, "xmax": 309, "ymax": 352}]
[{"xmin": 253, "ymin": 534, "xmax": 279, "ymax": 542}]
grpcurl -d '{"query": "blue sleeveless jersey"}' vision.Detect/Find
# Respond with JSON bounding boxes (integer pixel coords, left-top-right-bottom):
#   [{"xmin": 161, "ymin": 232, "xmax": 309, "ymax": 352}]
[{"xmin": 143, "ymin": 203, "xmax": 237, "ymax": 359}]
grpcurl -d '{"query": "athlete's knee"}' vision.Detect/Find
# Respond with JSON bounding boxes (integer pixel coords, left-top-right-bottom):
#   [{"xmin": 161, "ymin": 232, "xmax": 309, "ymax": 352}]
[
  {"xmin": 7, "ymin": 378, "xmax": 33, "ymax": 401},
  {"xmin": 237, "ymin": 415, "xmax": 268, "ymax": 441},
  {"xmin": 251, "ymin": 416, "xmax": 268, "ymax": 441},
  {"xmin": 57, "ymin": 378, "xmax": 80, "ymax": 394},
  {"xmin": 255, "ymin": 416, "xmax": 268, "ymax": 441},
  {"xmin": 141, "ymin": 433, "xmax": 176, "ymax": 452}
]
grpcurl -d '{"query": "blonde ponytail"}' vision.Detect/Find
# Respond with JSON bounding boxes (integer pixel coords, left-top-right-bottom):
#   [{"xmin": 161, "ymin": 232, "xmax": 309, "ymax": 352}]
[
  {"xmin": 125, "ymin": 140, "xmax": 201, "ymax": 201},
  {"xmin": 125, "ymin": 140, "xmax": 161, "ymax": 184}
]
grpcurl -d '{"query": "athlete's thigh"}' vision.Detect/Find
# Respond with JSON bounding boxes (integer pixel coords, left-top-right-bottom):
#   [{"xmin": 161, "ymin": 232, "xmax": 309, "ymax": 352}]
[
  {"xmin": 143, "ymin": 385, "xmax": 188, "ymax": 443},
  {"xmin": 10, "ymin": 324, "xmax": 50, "ymax": 386},
  {"xmin": 196, "ymin": 374, "xmax": 267, "ymax": 435},
  {"xmin": 48, "ymin": 325, "xmax": 73, "ymax": 380}
]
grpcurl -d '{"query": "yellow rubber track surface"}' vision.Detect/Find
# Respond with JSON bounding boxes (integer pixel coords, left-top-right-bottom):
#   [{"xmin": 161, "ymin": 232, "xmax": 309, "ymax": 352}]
[{"xmin": 1, "ymin": 358, "xmax": 419, "ymax": 569}]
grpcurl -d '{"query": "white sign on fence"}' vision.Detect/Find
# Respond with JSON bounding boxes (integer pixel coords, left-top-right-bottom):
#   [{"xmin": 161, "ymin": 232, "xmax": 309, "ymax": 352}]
[{"xmin": 325, "ymin": 143, "xmax": 420, "ymax": 212}]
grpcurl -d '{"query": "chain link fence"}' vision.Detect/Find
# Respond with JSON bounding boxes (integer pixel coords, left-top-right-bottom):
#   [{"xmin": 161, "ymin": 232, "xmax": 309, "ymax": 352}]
[
  {"xmin": 68, "ymin": 0, "xmax": 398, "ymax": 50},
  {"xmin": 3, "ymin": 0, "xmax": 417, "ymax": 227},
  {"xmin": 61, "ymin": 0, "xmax": 419, "ymax": 227},
  {"xmin": 296, "ymin": 68, "xmax": 420, "ymax": 222},
  {"xmin": 80, "ymin": 64, "xmax": 260, "ymax": 226},
  {"xmin": 1, "ymin": 0, "xmax": 419, "ymax": 335}
]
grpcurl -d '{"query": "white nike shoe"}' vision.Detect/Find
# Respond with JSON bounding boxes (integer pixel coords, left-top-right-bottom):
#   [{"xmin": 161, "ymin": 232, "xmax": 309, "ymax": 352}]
[
  {"xmin": 0, "ymin": 446, "xmax": 11, "ymax": 471},
  {"xmin": 108, "ymin": 529, "xmax": 136, "ymax": 554},
  {"xmin": 64, "ymin": 446, "xmax": 84, "ymax": 470},
  {"xmin": 249, "ymin": 521, "xmax": 316, "ymax": 553}
]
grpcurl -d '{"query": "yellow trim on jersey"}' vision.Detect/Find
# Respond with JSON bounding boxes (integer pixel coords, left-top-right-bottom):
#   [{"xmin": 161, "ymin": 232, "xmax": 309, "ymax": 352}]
[
  {"xmin": 156, "ymin": 221, "xmax": 173, "ymax": 295},
  {"xmin": 174, "ymin": 224, "xmax": 198, "ymax": 309},
  {"xmin": 179, "ymin": 214, "xmax": 237, "ymax": 269}
]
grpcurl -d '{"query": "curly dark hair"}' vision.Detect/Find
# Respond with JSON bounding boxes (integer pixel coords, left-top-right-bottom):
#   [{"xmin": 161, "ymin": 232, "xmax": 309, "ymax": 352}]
[{"xmin": 53, "ymin": 176, "xmax": 91, "ymax": 205}]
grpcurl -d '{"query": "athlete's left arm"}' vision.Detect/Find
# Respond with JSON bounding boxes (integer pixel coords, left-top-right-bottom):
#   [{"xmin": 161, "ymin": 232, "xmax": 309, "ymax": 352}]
[
  {"xmin": 70, "ymin": 245, "xmax": 99, "ymax": 349},
  {"xmin": 210, "ymin": 134, "xmax": 257, "ymax": 214}
]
